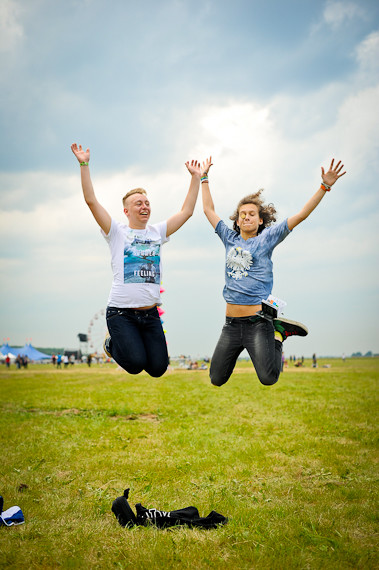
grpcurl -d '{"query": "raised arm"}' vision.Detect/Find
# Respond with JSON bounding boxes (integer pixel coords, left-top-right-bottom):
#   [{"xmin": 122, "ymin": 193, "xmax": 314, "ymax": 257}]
[
  {"xmin": 201, "ymin": 156, "xmax": 220, "ymax": 229},
  {"xmin": 166, "ymin": 160, "xmax": 201, "ymax": 237},
  {"xmin": 287, "ymin": 159, "xmax": 346, "ymax": 231},
  {"xmin": 70, "ymin": 143, "xmax": 111, "ymax": 234}
]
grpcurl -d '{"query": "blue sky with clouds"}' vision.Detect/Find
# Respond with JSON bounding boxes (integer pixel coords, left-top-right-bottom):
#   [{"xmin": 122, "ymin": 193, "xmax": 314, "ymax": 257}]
[{"xmin": 1, "ymin": 0, "xmax": 378, "ymax": 358}]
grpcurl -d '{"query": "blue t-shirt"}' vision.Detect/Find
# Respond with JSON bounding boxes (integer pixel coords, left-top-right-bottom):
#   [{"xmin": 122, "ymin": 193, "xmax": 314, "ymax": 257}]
[{"xmin": 215, "ymin": 219, "xmax": 291, "ymax": 305}]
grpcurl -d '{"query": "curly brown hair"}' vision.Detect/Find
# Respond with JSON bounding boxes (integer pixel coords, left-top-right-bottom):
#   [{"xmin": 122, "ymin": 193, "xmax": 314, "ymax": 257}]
[{"xmin": 230, "ymin": 189, "xmax": 277, "ymax": 234}]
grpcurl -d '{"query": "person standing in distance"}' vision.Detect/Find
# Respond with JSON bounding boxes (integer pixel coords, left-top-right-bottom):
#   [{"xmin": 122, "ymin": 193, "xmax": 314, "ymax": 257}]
[{"xmin": 71, "ymin": 143, "xmax": 201, "ymax": 377}]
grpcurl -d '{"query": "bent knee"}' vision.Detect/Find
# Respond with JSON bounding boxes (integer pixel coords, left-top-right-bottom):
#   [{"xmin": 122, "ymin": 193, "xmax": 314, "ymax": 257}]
[
  {"xmin": 114, "ymin": 356, "xmax": 144, "ymax": 375},
  {"xmin": 124, "ymin": 364, "xmax": 144, "ymax": 375},
  {"xmin": 257, "ymin": 372, "xmax": 279, "ymax": 386},
  {"xmin": 210, "ymin": 371, "xmax": 228, "ymax": 387},
  {"xmin": 147, "ymin": 366, "xmax": 168, "ymax": 378}
]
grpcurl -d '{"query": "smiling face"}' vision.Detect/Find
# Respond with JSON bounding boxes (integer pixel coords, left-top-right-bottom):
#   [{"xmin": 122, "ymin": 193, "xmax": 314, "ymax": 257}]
[
  {"xmin": 124, "ymin": 193, "xmax": 151, "ymax": 229},
  {"xmin": 237, "ymin": 203, "xmax": 263, "ymax": 239}
]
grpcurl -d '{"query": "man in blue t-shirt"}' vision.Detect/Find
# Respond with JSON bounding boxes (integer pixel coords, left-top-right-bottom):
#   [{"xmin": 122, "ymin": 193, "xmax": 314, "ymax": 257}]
[{"xmin": 201, "ymin": 156, "xmax": 346, "ymax": 387}]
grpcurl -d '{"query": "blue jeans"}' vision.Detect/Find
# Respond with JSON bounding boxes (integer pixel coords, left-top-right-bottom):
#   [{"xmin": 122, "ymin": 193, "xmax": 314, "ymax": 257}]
[
  {"xmin": 210, "ymin": 315, "xmax": 282, "ymax": 387},
  {"xmin": 106, "ymin": 306, "xmax": 169, "ymax": 377}
]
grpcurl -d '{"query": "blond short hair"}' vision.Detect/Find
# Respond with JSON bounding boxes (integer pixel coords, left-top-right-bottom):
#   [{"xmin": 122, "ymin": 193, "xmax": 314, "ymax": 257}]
[{"xmin": 122, "ymin": 188, "xmax": 147, "ymax": 208}]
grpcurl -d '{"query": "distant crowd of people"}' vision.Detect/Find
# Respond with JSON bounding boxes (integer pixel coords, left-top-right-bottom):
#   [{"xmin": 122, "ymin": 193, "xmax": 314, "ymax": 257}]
[
  {"xmin": 50, "ymin": 353, "xmax": 112, "ymax": 368},
  {"xmin": 3, "ymin": 353, "xmax": 106, "ymax": 368},
  {"xmin": 1, "ymin": 351, "xmax": 350, "ymax": 371},
  {"xmin": 3, "ymin": 354, "xmax": 29, "ymax": 369},
  {"xmin": 281, "ymin": 354, "xmax": 317, "ymax": 368}
]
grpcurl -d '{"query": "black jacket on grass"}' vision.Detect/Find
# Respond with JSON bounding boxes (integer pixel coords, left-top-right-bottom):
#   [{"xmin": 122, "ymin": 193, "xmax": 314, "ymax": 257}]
[{"xmin": 112, "ymin": 488, "xmax": 228, "ymax": 529}]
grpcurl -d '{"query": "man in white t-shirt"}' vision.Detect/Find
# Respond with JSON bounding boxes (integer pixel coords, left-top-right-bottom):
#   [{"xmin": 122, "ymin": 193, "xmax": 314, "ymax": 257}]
[{"xmin": 71, "ymin": 143, "xmax": 201, "ymax": 377}]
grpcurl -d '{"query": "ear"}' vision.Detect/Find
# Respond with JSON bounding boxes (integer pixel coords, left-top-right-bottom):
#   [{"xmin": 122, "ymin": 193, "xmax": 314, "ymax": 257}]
[{"xmin": 123, "ymin": 208, "xmax": 129, "ymax": 217}]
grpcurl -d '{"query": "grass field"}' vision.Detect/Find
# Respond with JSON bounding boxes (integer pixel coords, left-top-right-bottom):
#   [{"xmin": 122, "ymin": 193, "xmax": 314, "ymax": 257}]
[{"xmin": 0, "ymin": 358, "xmax": 378, "ymax": 569}]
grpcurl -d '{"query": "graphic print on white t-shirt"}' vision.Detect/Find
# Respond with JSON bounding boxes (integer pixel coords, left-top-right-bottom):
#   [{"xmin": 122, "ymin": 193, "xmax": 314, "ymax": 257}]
[{"xmin": 123, "ymin": 236, "xmax": 161, "ymax": 284}]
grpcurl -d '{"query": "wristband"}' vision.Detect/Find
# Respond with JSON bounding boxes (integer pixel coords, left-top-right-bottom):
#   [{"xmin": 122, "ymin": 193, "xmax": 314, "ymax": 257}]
[
  {"xmin": 201, "ymin": 174, "xmax": 209, "ymax": 184},
  {"xmin": 320, "ymin": 182, "xmax": 331, "ymax": 191},
  {"xmin": 79, "ymin": 162, "xmax": 89, "ymax": 167}
]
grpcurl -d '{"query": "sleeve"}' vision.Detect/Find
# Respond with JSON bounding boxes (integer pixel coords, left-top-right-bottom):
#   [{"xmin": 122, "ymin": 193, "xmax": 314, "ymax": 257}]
[
  {"xmin": 100, "ymin": 218, "xmax": 119, "ymax": 242},
  {"xmin": 263, "ymin": 219, "xmax": 291, "ymax": 250},
  {"xmin": 155, "ymin": 221, "xmax": 170, "ymax": 245},
  {"xmin": 215, "ymin": 220, "xmax": 234, "ymax": 246}
]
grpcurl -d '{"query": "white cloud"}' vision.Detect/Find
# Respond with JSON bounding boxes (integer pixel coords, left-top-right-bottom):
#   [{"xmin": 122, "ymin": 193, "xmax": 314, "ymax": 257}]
[
  {"xmin": 323, "ymin": 1, "xmax": 365, "ymax": 30},
  {"xmin": 183, "ymin": 101, "xmax": 281, "ymax": 209},
  {"xmin": 355, "ymin": 30, "xmax": 379, "ymax": 81},
  {"xmin": 0, "ymin": 0, "xmax": 23, "ymax": 53},
  {"xmin": 334, "ymin": 85, "xmax": 379, "ymax": 174}
]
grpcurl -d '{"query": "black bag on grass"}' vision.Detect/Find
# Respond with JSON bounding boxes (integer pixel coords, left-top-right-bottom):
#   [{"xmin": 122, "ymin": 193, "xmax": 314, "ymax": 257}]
[{"xmin": 112, "ymin": 488, "xmax": 227, "ymax": 529}]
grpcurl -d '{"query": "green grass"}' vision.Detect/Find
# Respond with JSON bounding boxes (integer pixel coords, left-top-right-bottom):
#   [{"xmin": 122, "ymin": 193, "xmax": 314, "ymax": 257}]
[{"xmin": 0, "ymin": 358, "xmax": 378, "ymax": 569}]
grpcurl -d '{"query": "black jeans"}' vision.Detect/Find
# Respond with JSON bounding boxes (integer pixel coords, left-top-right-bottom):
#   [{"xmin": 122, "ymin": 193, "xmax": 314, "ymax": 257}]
[
  {"xmin": 210, "ymin": 315, "xmax": 282, "ymax": 387},
  {"xmin": 106, "ymin": 306, "xmax": 169, "ymax": 377}
]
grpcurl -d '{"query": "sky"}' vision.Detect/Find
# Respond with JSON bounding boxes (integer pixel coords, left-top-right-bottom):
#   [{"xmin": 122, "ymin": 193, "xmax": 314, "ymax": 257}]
[{"xmin": 1, "ymin": 0, "xmax": 379, "ymax": 359}]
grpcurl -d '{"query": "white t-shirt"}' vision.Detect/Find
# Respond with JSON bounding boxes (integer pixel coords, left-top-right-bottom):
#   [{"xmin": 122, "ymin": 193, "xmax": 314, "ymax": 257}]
[{"xmin": 101, "ymin": 218, "xmax": 169, "ymax": 307}]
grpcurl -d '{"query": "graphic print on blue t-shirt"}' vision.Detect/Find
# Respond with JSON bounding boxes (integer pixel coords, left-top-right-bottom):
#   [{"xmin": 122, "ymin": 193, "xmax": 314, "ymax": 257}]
[
  {"xmin": 226, "ymin": 246, "xmax": 253, "ymax": 280},
  {"xmin": 123, "ymin": 236, "xmax": 161, "ymax": 284}
]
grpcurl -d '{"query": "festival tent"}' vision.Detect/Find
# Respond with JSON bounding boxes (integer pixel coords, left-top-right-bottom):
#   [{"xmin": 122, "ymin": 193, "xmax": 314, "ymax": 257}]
[
  {"xmin": 0, "ymin": 343, "xmax": 18, "ymax": 356},
  {"xmin": 0, "ymin": 352, "xmax": 16, "ymax": 361},
  {"xmin": 16, "ymin": 343, "xmax": 51, "ymax": 360}
]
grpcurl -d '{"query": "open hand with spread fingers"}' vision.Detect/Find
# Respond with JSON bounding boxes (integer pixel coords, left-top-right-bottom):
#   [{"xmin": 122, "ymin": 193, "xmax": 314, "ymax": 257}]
[
  {"xmin": 321, "ymin": 159, "xmax": 346, "ymax": 187},
  {"xmin": 185, "ymin": 159, "xmax": 201, "ymax": 177},
  {"xmin": 201, "ymin": 156, "xmax": 213, "ymax": 177},
  {"xmin": 71, "ymin": 143, "xmax": 90, "ymax": 164}
]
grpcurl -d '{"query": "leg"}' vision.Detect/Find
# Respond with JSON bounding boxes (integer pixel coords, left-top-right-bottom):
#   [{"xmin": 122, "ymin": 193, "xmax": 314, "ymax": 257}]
[
  {"xmin": 210, "ymin": 318, "xmax": 243, "ymax": 387},
  {"xmin": 138, "ymin": 308, "xmax": 169, "ymax": 377},
  {"xmin": 243, "ymin": 317, "xmax": 282, "ymax": 386},
  {"xmin": 106, "ymin": 308, "xmax": 148, "ymax": 375}
]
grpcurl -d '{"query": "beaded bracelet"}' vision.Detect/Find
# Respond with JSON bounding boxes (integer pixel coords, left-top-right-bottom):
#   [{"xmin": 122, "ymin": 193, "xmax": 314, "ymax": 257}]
[{"xmin": 79, "ymin": 162, "xmax": 89, "ymax": 167}]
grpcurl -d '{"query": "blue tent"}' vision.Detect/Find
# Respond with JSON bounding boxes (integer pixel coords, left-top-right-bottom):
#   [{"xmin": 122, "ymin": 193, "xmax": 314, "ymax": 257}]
[
  {"xmin": 16, "ymin": 344, "xmax": 51, "ymax": 360},
  {"xmin": 0, "ymin": 343, "xmax": 18, "ymax": 356}
]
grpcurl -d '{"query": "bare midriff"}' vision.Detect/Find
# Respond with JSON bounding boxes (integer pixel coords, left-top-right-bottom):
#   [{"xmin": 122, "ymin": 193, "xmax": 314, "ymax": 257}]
[
  {"xmin": 134, "ymin": 304, "xmax": 157, "ymax": 310},
  {"xmin": 226, "ymin": 303, "xmax": 262, "ymax": 317}
]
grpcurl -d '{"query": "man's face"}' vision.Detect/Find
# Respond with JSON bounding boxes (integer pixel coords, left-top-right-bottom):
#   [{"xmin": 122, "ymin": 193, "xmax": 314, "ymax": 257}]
[
  {"xmin": 124, "ymin": 193, "xmax": 151, "ymax": 228},
  {"xmin": 237, "ymin": 203, "xmax": 262, "ymax": 237}
]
